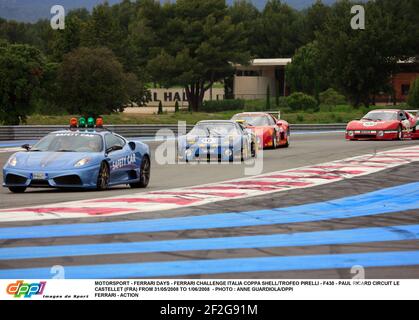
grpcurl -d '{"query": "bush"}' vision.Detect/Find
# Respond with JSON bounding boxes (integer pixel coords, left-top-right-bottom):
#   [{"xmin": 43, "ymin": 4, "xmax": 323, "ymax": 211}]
[
  {"xmin": 286, "ymin": 92, "xmax": 318, "ymax": 111},
  {"xmin": 408, "ymin": 77, "xmax": 419, "ymax": 108},
  {"xmin": 319, "ymin": 88, "xmax": 347, "ymax": 106},
  {"xmin": 201, "ymin": 99, "xmax": 245, "ymax": 112}
]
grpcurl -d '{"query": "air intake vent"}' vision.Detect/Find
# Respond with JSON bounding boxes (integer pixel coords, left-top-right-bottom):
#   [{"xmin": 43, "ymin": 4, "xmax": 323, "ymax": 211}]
[
  {"xmin": 5, "ymin": 174, "xmax": 27, "ymax": 185},
  {"xmin": 54, "ymin": 175, "xmax": 82, "ymax": 186}
]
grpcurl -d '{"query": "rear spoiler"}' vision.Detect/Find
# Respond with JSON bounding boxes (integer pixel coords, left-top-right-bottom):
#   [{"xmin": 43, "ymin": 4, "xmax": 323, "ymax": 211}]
[
  {"xmin": 406, "ymin": 110, "xmax": 418, "ymax": 116},
  {"xmin": 265, "ymin": 111, "xmax": 281, "ymax": 120}
]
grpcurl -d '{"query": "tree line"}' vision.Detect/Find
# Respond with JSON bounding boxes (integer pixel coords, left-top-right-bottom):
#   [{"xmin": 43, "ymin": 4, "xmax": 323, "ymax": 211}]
[{"xmin": 0, "ymin": 0, "xmax": 418, "ymax": 124}]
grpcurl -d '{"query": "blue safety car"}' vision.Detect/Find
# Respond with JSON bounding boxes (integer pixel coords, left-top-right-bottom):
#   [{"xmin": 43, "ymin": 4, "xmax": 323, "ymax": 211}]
[
  {"xmin": 177, "ymin": 120, "xmax": 258, "ymax": 162},
  {"xmin": 2, "ymin": 118, "xmax": 151, "ymax": 193}
]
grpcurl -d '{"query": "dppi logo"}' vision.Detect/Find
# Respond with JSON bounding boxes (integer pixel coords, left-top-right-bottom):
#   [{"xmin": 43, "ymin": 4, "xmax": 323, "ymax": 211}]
[{"xmin": 6, "ymin": 280, "xmax": 46, "ymax": 298}]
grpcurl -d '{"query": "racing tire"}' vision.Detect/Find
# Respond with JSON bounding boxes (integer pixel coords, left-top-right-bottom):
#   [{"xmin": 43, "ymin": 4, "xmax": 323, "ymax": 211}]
[
  {"xmin": 96, "ymin": 162, "xmax": 110, "ymax": 191},
  {"xmin": 130, "ymin": 155, "xmax": 151, "ymax": 189},
  {"xmin": 272, "ymin": 134, "xmax": 278, "ymax": 149},
  {"xmin": 251, "ymin": 142, "xmax": 257, "ymax": 158},
  {"xmin": 9, "ymin": 187, "xmax": 27, "ymax": 193},
  {"xmin": 283, "ymin": 129, "xmax": 290, "ymax": 148},
  {"xmin": 396, "ymin": 126, "xmax": 403, "ymax": 141}
]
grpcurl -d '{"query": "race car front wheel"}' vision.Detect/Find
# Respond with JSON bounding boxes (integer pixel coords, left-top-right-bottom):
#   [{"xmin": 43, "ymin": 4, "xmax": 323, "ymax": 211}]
[
  {"xmin": 130, "ymin": 155, "xmax": 151, "ymax": 189},
  {"xmin": 97, "ymin": 162, "xmax": 110, "ymax": 191},
  {"xmin": 9, "ymin": 187, "xmax": 27, "ymax": 193},
  {"xmin": 397, "ymin": 126, "xmax": 403, "ymax": 140}
]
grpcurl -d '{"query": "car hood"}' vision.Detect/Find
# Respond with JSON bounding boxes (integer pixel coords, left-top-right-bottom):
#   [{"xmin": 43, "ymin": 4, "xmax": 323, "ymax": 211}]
[
  {"xmin": 180, "ymin": 135, "xmax": 241, "ymax": 145},
  {"xmin": 347, "ymin": 120, "xmax": 400, "ymax": 130},
  {"xmin": 246, "ymin": 126, "xmax": 277, "ymax": 135},
  {"xmin": 11, "ymin": 152, "xmax": 101, "ymax": 170}
]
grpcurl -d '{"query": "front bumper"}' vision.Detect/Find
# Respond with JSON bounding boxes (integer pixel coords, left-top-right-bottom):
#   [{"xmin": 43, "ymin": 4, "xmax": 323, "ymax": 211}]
[
  {"xmin": 178, "ymin": 145, "xmax": 240, "ymax": 162},
  {"xmin": 3, "ymin": 165, "xmax": 100, "ymax": 189},
  {"xmin": 346, "ymin": 130, "xmax": 398, "ymax": 140}
]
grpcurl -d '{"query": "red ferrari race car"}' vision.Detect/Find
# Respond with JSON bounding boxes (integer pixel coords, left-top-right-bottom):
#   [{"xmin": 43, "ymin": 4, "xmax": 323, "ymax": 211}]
[
  {"xmin": 231, "ymin": 112, "xmax": 290, "ymax": 149},
  {"xmin": 346, "ymin": 109, "xmax": 419, "ymax": 141}
]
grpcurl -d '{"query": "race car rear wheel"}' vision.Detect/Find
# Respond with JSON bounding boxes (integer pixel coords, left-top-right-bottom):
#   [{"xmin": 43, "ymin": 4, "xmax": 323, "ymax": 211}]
[
  {"xmin": 130, "ymin": 155, "xmax": 151, "ymax": 188},
  {"xmin": 97, "ymin": 162, "xmax": 110, "ymax": 191},
  {"xmin": 272, "ymin": 134, "xmax": 278, "ymax": 149},
  {"xmin": 251, "ymin": 142, "xmax": 257, "ymax": 158},
  {"xmin": 8, "ymin": 187, "xmax": 26, "ymax": 193}
]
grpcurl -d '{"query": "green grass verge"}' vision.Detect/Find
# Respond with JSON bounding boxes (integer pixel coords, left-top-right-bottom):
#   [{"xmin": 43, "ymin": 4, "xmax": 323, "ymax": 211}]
[{"xmin": 22, "ymin": 104, "xmax": 400, "ymax": 126}]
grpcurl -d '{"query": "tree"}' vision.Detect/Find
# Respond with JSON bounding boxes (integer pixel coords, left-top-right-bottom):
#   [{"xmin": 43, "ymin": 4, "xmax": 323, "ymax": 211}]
[
  {"xmin": 228, "ymin": 0, "xmax": 260, "ymax": 56},
  {"xmin": 147, "ymin": 0, "xmax": 249, "ymax": 111},
  {"xmin": 285, "ymin": 41, "xmax": 328, "ymax": 99},
  {"xmin": 51, "ymin": 9, "xmax": 90, "ymax": 61},
  {"xmin": 408, "ymin": 77, "xmax": 419, "ymax": 108},
  {"xmin": 57, "ymin": 47, "xmax": 147, "ymax": 116},
  {"xmin": 158, "ymin": 101, "xmax": 164, "ymax": 115},
  {"xmin": 126, "ymin": 0, "xmax": 169, "ymax": 80},
  {"xmin": 251, "ymin": 0, "xmax": 303, "ymax": 58},
  {"xmin": 0, "ymin": 44, "xmax": 46, "ymax": 125},
  {"xmin": 300, "ymin": 0, "xmax": 332, "ymax": 44},
  {"xmin": 316, "ymin": 0, "xmax": 414, "ymax": 107}
]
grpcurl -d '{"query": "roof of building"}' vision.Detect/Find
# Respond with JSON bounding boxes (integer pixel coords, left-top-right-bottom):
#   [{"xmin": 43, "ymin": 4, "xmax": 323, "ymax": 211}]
[
  {"xmin": 250, "ymin": 58, "xmax": 292, "ymax": 66},
  {"xmin": 233, "ymin": 58, "xmax": 292, "ymax": 68}
]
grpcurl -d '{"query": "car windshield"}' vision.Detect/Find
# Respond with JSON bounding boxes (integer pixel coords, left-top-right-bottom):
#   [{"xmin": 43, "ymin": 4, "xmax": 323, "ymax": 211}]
[
  {"xmin": 362, "ymin": 112, "xmax": 398, "ymax": 121},
  {"xmin": 189, "ymin": 123, "xmax": 239, "ymax": 137},
  {"xmin": 31, "ymin": 133, "xmax": 103, "ymax": 153},
  {"xmin": 232, "ymin": 115, "xmax": 271, "ymax": 126}
]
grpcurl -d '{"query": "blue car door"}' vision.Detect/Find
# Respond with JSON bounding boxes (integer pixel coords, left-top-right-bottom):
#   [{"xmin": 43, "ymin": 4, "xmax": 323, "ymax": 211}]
[{"xmin": 104, "ymin": 133, "xmax": 130, "ymax": 183}]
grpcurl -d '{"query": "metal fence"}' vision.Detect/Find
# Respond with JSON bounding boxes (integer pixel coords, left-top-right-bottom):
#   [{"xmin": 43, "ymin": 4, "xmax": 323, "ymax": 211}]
[
  {"xmin": 0, "ymin": 124, "xmax": 347, "ymax": 141},
  {"xmin": 0, "ymin": 123, "xmax": 346, "ymax": 141},
  {"xmin": 0, "ymin": 125, "xmax": 194, "ymax": 141}
]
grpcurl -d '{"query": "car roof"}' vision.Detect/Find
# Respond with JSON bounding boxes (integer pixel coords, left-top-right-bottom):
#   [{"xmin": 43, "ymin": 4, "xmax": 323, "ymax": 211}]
[
  {"xmin": 368, "ymin": 109, "xmax": 401, "ymax": 113},
  {"xmin": 235, "ymin": 112, "xmax": 270, "ymax": 116},
  {"xmin": 49, "ymin": 129, "xmax": 110, "ymax": 136},
  {"xmin": 197, "ymin": 120, "xmax": 237, "ymax": 124}
]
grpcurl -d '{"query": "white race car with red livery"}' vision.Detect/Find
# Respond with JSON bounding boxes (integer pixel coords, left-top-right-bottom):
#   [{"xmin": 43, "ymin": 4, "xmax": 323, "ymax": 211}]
[
  {"xmin": 231, "ymin": 112, "xmax": 290, "ymax": 149},
  {"xmin": 346, "ymin": 109, "xmax": 419, "ymax": 141}
]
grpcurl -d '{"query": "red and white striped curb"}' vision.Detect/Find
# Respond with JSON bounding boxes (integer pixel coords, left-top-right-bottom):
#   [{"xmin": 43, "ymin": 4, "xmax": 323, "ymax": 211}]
[{"xmin": 0, "ymin": 146, "xmax": 418, "ymax": 222}]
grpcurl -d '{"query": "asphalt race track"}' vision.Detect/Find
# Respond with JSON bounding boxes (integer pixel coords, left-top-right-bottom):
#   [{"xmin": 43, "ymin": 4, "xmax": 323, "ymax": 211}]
[{"xmin": 0, "ymin": 132, "xmax": 418, "ymax": 279}]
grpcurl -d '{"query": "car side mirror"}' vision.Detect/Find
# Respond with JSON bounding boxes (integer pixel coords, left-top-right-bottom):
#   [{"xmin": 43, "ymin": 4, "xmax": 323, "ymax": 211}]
[
  {"xmin": 106, "ymin": 145, "xmax": 123, "ymax": 154},
  {"xmin": 21, "ymin": 144, "xmax": 31, "ymax": 151},
  {"xmin": 276, "ymin": 121, "xmax": 282, "ymax": 126},
  {"xmin": 128, "ymin": 141, "xmax": 136, "ymax": 151}
]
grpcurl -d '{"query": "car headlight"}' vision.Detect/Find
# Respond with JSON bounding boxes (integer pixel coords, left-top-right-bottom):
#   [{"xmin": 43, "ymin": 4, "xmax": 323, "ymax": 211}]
[
  {"xmin": 378, "ymin": 131, "xmax": 384, "ymax": 137},
  {"xmin": 187, "ymin": 137, "xmax": 197, "ymax": 145},
  {"xmin": 347, "ymin": 131, "xmax": 354, "ymax": 137},
  {"xmin": 74, "ymin": 158, "xmax": 91, "ymax": 167},
  {"xmin": 8, "ymin": 156, "xmax": 17, "ymax": 167},
  {"xmin": 224, "ymin": 149, "xmax": 233, "ymax": 157}
]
